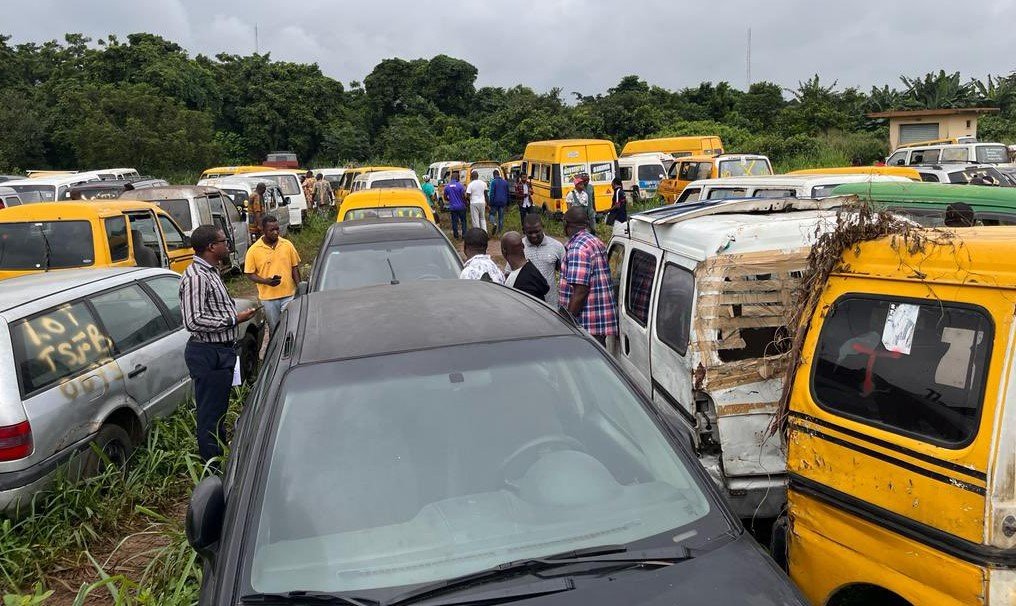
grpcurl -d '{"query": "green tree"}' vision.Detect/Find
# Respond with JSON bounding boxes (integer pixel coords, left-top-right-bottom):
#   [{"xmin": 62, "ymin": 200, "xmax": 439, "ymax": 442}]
[
  {"xmin": 734, "ymin": 81, "xmax": 785, "ymax": 131},
  {"xmin": 899, "ymin": 70, "xmax": 975, "ymax": 109}
]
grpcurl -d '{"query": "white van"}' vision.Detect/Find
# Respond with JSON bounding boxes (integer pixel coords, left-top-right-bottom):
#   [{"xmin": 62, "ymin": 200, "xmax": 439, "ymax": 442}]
[
  {"xmin": 93, "ymin": 168, "xmax": 141, "ymax": 181},
  {"xmin": 885, "ymin": 142, "xmax": 1009, "ymax": 166},
  {"xmin": 350, "ymin": 169, "xmax": 421, "ymax": 192},
  {"xmin": 426, "ymin": 161, "xmax": 464, "ymax": 185},
  {"xmin": 207, "ymin": 170, "xmax": 305, "ymax": 228},
  {"xmin": 676, "ymin": 173, "xmax": 911, "ymax": 203},
  {"xmin": 607, "ymin": 197, "xmax": 843, "ymax": 517},
  {"xmin": 1, "ymin": 172, "xmax": 104, "ymax": 203},
  {"xmin": 199, "ymin": 177, "xmax": 291, "ymax": 236},
  {"xmin": 618, "ymin": 154, "xmax": 668, "ymax": 200}
]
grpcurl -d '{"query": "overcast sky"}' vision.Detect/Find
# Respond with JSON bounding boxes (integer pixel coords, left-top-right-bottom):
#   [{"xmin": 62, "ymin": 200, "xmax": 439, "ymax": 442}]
[{"xmin": 5, "ymin": 0, "xmax": 1015, "ymax": 96}]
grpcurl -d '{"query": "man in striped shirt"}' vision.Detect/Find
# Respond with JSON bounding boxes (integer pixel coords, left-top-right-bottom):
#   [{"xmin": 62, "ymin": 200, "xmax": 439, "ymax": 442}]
[{"xmin": 180, "ymin": 225, "xmax": 257, "ymax": 461}]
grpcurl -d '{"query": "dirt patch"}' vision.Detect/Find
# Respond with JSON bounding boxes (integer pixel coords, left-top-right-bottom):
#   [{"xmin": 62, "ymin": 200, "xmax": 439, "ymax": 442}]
[{"xmin": 43, "ymin": 499, "xmax": 188, "ymax": 606}]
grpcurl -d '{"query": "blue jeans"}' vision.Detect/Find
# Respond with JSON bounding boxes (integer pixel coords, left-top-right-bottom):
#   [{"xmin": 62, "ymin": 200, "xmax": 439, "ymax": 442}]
[
  {"xmin": 489, "ymin": 205, "xmax": 505, "ymax": 232},
  {"xmin": 262, "ymin": 295, "xmax": 293, "ymax": 329},
  {"xmin": 450, "ymin": 209, "xmax": 467, "ymax": 238},
  {"xmin": 184, "ymin": 341, "xmax": 237, "ymax": 461}
]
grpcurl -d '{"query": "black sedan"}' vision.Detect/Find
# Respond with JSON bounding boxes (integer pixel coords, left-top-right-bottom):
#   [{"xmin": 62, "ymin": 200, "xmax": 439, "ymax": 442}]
[
  {"xmin": 188, "ymin": 280, "xmax": 806, "ymax": 605},
  {"xmin": 302, "ymin": 218, "xmax": 462, "ymax": 293}
]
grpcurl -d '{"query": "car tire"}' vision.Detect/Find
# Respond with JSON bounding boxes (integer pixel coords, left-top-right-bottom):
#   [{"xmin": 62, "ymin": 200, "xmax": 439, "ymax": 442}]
[
  {"xmin": 81, "ymin": 423, "xmax": 133, "ymax": 478},
  {"xmin": 238, "ymin": 333, "xmax": 259, "ymax": 386}
]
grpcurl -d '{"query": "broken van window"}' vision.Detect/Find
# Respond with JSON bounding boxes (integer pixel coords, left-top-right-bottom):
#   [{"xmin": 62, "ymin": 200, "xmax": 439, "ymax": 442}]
[{"xmin": 811, "ymin": 297, "xmax": 991, "ymax": 447}]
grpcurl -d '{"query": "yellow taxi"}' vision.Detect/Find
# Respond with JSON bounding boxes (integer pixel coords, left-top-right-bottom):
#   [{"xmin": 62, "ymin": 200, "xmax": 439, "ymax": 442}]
[
  {"xmin": 0, "ymin": 201, "xmax": 193, "ymax": 280},
  {"xmin": 778, "ymin": 227, "xmax": 1016, "ymax": 606},
  {"xmin": 336, "ymin": 188, "xmax": 436, "ymax": 223},
  {"xmin": 521, "ymin": 139, "xmax": 618, "ymax": 214}
]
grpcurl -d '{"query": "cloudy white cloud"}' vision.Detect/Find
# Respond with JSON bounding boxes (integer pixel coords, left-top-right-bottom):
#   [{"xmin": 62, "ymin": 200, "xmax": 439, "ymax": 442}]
[{"xmin": 4, "ymin": 0, "xmax": 1015, "ymax": 95}]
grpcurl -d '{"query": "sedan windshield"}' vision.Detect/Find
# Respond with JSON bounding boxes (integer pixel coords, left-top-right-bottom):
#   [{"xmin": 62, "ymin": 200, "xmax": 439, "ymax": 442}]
[
  {"xmin": 317, "ymin": 239, "xmax": 461, "ymax": 291},
  {"xmin": 0, "ymin": 221, "xmax": 95, "ymax": 269},
  {"xmin": 248, "ymin": 336, "xmax": 715, "ymax": 594}
]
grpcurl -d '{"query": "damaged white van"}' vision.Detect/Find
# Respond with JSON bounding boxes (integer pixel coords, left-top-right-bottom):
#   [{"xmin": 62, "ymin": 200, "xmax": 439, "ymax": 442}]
[{"xmin": 606, "ymin": 197, "xmax": 842, "ymax": 518}]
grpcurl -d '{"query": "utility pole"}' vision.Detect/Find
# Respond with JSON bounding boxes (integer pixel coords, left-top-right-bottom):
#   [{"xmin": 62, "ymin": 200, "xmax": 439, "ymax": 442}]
[{"xmin": 746, "ymin": 27, "xmax": 752, "ymax": 89}]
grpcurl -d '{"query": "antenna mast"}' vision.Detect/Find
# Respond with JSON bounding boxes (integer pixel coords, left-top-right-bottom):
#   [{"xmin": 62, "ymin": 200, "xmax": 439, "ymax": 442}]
[
  {"xmin": 746, "ymin": 27, "xmax": 752, "ymax": 89},
  {"xmin": 255, "ymin": 24, "xmax": 260, "ymax": 54}
]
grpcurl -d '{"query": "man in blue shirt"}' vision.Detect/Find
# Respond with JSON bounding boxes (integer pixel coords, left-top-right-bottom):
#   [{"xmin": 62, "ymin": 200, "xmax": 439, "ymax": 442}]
[
  {"xmin": 443, "ymin": 171, "xmax": 468, "ymax": 240},
  {"xmin": 488, "ymin": 170, "xmax": 510, "ymax": 235}
]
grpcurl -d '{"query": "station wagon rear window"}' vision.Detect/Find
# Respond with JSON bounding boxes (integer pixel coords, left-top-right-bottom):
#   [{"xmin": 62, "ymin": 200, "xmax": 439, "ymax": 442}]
[
  {"xmin": 812, "ymin": 296, "xmax": 992, "ymax": 447},
  {"xmin": 12, "ymin": 301, "xmax": 114, "ymax": 395},
  {"xmin": 344, "ymin": 207, "xmax": 426, "ymax": 221},
  {"xmin": 0, "ymin": 221, "xmax": 94, "ymax": 269}
]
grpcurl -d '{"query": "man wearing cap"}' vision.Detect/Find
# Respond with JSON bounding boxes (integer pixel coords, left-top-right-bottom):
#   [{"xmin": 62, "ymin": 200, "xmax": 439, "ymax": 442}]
[{"xmin": 566, "ymin": 176, "xmax": 592, "ymax": 233}]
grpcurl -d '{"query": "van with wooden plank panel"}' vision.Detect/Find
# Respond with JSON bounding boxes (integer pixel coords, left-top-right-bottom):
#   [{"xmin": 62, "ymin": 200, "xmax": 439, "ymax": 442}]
[
  {"xmin": 775, "ymin": 227, "xmax": 1016, "ymax": 605},
  {"xmin": 522, "ymin": 139, "xmax": 619, "ymax": 216},
  {"xmin": 606, "ymin": 197, "xmax": 843, "ymax": 517}
]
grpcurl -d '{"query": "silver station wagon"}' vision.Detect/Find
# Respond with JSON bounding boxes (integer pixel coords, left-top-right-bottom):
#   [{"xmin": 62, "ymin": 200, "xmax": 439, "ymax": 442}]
[{"xmin": 0, "ymin": 267, "xmax": 262, "ymax": 512}]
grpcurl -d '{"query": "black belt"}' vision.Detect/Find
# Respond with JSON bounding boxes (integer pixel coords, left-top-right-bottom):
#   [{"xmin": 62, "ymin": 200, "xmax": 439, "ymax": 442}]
[{"xmin": 188, "ymin": 337, "xmax": 236, "ymax": 348}]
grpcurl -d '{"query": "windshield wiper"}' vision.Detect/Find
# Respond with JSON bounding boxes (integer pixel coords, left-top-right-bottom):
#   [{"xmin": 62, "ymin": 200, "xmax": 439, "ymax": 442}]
[
  {"xmin": 383, "ymin": 544, "xmax": 693, "ymax": 606},
  {"xmin": 386, "ymin": 258, "xmax": 399, "ymax": 285},
  {"xmin": 241, "ymin": 590, "xmax": 379, "ymax": 606},
  {"xmin": 38, "ymin": 226, "xmax": 52, "ymax": 271}
]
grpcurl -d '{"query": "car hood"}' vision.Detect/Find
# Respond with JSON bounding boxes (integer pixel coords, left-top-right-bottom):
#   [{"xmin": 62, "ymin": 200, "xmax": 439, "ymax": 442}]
[{"xmin": 516, "ymin": 534, "xmax": 804, "ymax": 605}]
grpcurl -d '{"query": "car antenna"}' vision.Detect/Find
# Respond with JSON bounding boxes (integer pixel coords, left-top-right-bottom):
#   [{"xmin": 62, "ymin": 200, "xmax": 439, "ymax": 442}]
[{"xmin": 386, "ymin": 258, "xmax": 399, "ymax": 285}]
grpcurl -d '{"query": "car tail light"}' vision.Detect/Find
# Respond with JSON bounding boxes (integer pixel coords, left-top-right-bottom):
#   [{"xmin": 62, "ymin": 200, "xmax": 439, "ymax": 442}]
[{"xmin": 0, "ymin": 421, "xmax": 32, "ymax": 461}]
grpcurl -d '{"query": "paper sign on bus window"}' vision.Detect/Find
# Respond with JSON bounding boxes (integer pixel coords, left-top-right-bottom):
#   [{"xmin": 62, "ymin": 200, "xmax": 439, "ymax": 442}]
[{"xmin": 881, "ymin": 303, "xmax": 919, "ymax": 355}]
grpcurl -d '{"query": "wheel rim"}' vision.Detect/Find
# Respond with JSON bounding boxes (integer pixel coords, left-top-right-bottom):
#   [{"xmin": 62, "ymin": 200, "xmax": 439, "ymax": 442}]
[{"xmin": 103, "ymin": 439, "xmax": 128, "ymax": 468}]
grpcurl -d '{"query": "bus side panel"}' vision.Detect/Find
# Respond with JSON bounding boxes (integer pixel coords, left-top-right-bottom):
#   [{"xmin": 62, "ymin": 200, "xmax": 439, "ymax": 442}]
[{"xmin": 789, "ymin": 490, "xmax": 986, "ymax": 606}]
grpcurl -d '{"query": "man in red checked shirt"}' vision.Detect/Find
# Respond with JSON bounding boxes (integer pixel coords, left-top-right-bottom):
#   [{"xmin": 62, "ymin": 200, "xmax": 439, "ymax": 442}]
[{"xmin": 558, "ymin": 207, "xmax": 618, "ymax": 346}]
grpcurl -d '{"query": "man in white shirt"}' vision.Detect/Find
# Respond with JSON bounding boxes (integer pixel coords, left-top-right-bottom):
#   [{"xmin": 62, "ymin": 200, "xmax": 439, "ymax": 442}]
[
  {"xmin": 521, "ymin": 213, "xmax": 566, "ymax": 304},
  {"xmin": 459, "ymin": 227, "xmax": 505, "ymax": 284},
  {"xmin": 465, "ymin": 170, "xmax": 489, "ymax": 232}
]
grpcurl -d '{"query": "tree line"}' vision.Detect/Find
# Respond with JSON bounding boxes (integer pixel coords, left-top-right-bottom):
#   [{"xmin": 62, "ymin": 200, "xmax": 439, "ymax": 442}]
[{"xmin": 2, "ymin": 32, "xmax": 1015, "ymax": 175}]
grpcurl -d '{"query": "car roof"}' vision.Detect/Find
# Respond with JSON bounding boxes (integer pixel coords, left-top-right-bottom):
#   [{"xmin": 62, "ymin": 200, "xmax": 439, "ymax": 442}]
[
  {"xmin": 618, "ymin": 197, "xmax": 845, "ymax": 260},
  {"xmin": 324, "ymin": 218, "xmax": 444, "ymax": 246},
  {"xmin": 295, "ymin": 280, "xmax": 576, "ymax": 364},
  {"xmin": 0, "ymin": 200, "xmax": 161, "ymax": 219},
  {"xmin": 341, "ymin": 188, "xmax": 430, "ymax": 206},
  {"xmin": 690, "ymin": 174, "xmax": 907, "ymax": 188},
  {"xmin": 832, "ymin": 181, "xmax": 1016, "ymax": 204},
  {"xmin": 841, "ymin": 227, "xmax": 1016, "ymax": 288},
  {"xmin": 358, "ymin": 169, "xmax": 418, "ymax": 180},
  {"xmin": 129, "ymin": 185, "xmax": 224, "ymax": 200},
  {"xmin": 0, "ymin": 267, "xmax": 171, "ymax": 314},
  {"xmin": 3, "ymin": 172, "xmax": 104, "ymax": 187}
]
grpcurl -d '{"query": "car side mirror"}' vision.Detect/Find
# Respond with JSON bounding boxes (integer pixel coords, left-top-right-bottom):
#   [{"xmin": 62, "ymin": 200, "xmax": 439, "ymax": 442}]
[
  {"xmin": 283, "ymin": 197, "xmax": 291, "ymax": 206},
  {"xmin": 186, "ymin": 475, "xmax": 225, "ymax": 560},
  {"xmin": 297, "ymin": 280, "xmax": 308, "ymax": 296}
]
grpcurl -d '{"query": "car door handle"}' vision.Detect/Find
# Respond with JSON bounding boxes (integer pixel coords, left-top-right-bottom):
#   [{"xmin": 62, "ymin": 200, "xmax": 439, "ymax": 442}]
[
  {"xmin": 623, "ymin": 335, "xmax": 630, "ymax": 355},
  {"xmin": 127, "ymin": 364, "xmax": 147, "ymax": 378}
]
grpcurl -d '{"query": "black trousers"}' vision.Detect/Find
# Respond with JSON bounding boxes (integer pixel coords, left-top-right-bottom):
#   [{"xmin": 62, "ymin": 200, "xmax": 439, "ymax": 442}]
[{"xmin": 185, "ymin": 340, "xmax": 237, "ymax": 461}]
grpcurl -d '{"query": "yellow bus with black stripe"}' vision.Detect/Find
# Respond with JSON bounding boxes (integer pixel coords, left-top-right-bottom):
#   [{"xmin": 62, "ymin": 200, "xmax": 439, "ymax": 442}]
[
  {"xmin": 521, "ymin": 139, "xmax": 618, "ymax": 216},
  {"xmin": 776, "ymin": 227, "xmax": 1016, "ymax": 606}
]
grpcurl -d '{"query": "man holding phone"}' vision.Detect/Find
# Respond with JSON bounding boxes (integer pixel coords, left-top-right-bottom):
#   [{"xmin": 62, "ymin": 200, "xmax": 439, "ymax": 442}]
[{"xmin": 244, "ymin": 214, "xmax": 301, "ymax": 330}]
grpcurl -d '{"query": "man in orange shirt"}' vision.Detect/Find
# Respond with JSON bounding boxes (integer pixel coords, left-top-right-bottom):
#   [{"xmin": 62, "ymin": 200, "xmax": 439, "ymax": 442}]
[{"xmin": 244, "ymin": 215, "xmax": 301, "ymax": 329}]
